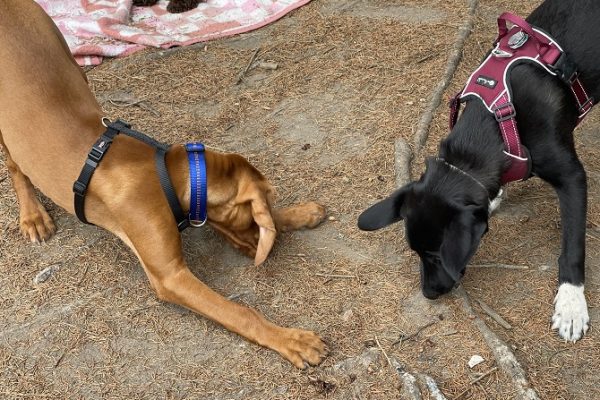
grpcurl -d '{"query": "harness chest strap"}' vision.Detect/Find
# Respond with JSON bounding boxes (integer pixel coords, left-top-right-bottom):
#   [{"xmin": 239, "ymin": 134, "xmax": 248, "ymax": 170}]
[
  {"xmin": 448, "ymin": 12, "xmax": 594, "ymax": 184},
  {"xmin": 73, "ymin": 120, "xmax": 207, "ymax": 231}
]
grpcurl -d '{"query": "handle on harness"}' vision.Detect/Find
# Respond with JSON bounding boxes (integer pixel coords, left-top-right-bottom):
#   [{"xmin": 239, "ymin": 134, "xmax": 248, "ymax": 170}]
[{"xmin": 496, "ymin": 12, "xmax": 543, "ymax": 52}]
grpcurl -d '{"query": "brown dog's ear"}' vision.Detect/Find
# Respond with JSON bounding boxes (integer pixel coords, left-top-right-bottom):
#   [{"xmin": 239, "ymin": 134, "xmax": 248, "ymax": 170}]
[{"xmin": 251, "ymin": 196, "xmax": 277, "ymax": 266}]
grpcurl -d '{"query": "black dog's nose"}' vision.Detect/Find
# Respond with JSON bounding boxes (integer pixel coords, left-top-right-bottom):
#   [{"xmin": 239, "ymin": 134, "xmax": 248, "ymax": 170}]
[{"xmin": 422, "ymin": 289, "xmax": 440, "ymax": 300}]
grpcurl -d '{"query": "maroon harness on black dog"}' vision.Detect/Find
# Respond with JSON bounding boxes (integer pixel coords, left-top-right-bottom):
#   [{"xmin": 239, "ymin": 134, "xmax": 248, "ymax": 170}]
[{"xmin": 449, "ymin": 12, "xmax": 594, "ymax": 184}]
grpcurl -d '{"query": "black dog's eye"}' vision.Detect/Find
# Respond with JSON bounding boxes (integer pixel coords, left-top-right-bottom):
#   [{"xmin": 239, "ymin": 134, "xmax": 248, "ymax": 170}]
[{"xmin": 423, "ymin": 250, "xmax": 441, "ymax": 263}]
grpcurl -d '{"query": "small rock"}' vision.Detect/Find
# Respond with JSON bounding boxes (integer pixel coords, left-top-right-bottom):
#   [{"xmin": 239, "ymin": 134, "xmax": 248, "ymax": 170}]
[
  {"xmin": 301, "ymin": 143, "xmax": 311, "ymax": 151},
  {"xmin": 468, "ymin": 355, "xmax": 484, "ymax": 368},
  {"xmin": 328, "ymin": 216, "xmax": 336, "ymax": 221},
  {"xmin": 406, "ymin": 101, "xmax": 414, "ymax": 105},
  {"xmin": 539, "ymin": 264, "xmax": 551, "ymax": 271},
  {"xmin": 341, "ymin": 176, "xmax": 350, "ymax": 183},
  {"xmin": 33, "ymin": 264, "xmax": 61, "ymax": 285},
  {"xmin": 519, "ymin": 215, "xmax": 530, "ymax": 223},
  {"xmin": 341, "ymin": 309, "xmax": 353, "ymax": 321},
  {"xmin": 273, "ymin": 385, "xmax": 288, "ymax": 395}
]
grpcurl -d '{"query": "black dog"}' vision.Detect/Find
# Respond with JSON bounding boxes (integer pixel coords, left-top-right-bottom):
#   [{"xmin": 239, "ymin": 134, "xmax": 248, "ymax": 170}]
[{"xmin": 358, "ymin": 0, "xmax": 599, "ymax": 342}]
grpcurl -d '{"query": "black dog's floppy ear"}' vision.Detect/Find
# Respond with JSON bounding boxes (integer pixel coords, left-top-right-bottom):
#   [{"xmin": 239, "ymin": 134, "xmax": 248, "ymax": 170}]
[
  {"xmin": 357, "ymin": 184, "xmax": 412, "ymax": 231},
  {"xmin": 440, "ymin": 206, "xmax": 488, "ymax": 280}
]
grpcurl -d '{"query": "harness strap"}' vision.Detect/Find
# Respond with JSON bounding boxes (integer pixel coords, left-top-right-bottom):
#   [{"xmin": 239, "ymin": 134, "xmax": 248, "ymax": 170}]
[
  {"xmin": 448, "ymin": 12, "xmax": 594, "ymax": 185},
  {"xmin": 185, "ymin": 143, "xmax": 208, "ymax": 227},
  {"xmin": 73, "ymin": 120, "xmax": 190, "ymax": 231},
  {"xmin": 155, "ymin": 148, "xmax": 189, "ymax": 231},
  {"xmin": 571, "ymin": 76, "xmax": 594, "ymax": 123},
  {"xmin": 73, "ymin": 126, "xmax": 119, "ymax": 224}
]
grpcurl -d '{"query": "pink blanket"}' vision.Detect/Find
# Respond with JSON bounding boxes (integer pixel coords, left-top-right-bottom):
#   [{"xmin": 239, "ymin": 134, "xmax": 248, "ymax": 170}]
[{"xmin": 35, "ymin": 0, "xmax": 310, "ymax": 66}]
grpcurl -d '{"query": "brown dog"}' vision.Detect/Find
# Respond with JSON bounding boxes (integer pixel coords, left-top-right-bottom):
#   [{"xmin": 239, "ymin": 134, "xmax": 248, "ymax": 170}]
[{"xmin": 0, "ymin": 1, "xmax": 327, "ymax": 368}]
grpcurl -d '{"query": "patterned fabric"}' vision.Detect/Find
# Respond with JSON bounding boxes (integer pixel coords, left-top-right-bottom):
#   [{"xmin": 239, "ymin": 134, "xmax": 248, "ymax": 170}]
[{"xmin": 35, "ymin": 0, "xmax": 310, "ymax": 66}]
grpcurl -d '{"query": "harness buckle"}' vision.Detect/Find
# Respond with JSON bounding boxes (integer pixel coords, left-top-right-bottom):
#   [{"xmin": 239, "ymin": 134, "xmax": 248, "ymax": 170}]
[
  {"xmin": 89, "ymin": 135, "xmax": 113, "ymax": 163},
  {"xmin": 550, "ymin": 52, "xmax": 577, "ymax": 84},
  {"xmin": 88, "ymin": 147, "xmax": 104, "ymax": 163},
  {"xmin": 579, "ymin": 96, "xmax": 594, "ymax": 113},
  {"xmin": 73, "ymin": 181, "xmax": 87, "ymax": 197},
  {"xmin": 492, "ymin": 102, "xmax": 516, "ymax": 122}
]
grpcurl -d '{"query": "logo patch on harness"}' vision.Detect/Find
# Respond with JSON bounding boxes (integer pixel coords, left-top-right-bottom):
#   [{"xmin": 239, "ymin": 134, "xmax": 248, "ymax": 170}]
[{"xmin": 476, "ymin": 75, "xmax": 497, "ymax": 89}]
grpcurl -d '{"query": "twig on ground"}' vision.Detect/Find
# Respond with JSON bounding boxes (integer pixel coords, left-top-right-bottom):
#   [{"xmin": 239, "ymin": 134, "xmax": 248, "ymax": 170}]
[
  {"xmin": 293, "ymin": 46, "xmax": 335, "ymax": 63},
  {"xmin": 547, "ymin": 348, "xmax": 571, "ymax": 365},
  {"xmin": 412, "ymin": 0, "xmax": 478, "ymax": 150},
  {"xmin": 2, "ymin": 223, "xmax": 12, "ymax": 236},
  {"xmin": 476, "ymin": 299, "xmax": 512, "ymax": 330},
  {"xmin": 314, "ymin": 273, "xmax": 356, "ymax": 279},
  {"xmin": 455, "ymin": 286, "xmax": 539, "ymax": 399},
  {"xmin": 415, "ymin": 52, "xmax": 440, "ymax": 64},
  {"xmin": 77, "ymin": 264, "xmax": 90, "ymax": 287},
  {"xmin": 418, "ymin": 374, "xmax": 448, "ymax": 400},
  {"xmin": 374, "ymin": 335, "xmax": 391, "ymax": 367},
  {"xmin": 395, "ymin": 137, "xmax": 413, "ymax": 186},
  {"xmin": 236, "ymin": 47, "xmax": 260, "ymax": 84},
  {"xmin": 470, "ymin": 263, "xmax": 529, "ymax": 270},
  {"xmin": 54, "ymin": 350, "xmax": 67, "ymax": 368},
  {"xmin": 393, "ymin": 320, "xmax": 437, "ymax": 346},
  {"xmin": 454, "ymin": 367, "xmax": 499, "ymax": 399},
  {"xmin": 256, "ymin": 61, "xmax": 278, "ymax": 70},
  {"xmin": 470, "ymin": 366, "xmax": 499, "ymax": 385}
]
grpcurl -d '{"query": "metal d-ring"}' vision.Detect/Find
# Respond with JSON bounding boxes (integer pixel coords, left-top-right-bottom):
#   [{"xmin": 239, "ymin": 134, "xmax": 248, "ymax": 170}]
[
  {"xmin": 101, "ymin": 117, "xmax": 111, "ymax": 127},
  {"xmin": 189, "ymin": 218, "xmax": 207, "ymax": 228}
]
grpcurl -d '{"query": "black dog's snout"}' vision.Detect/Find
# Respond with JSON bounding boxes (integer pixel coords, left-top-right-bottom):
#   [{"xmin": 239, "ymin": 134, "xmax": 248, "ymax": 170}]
[{"xmin": 422, "ymin": 287, "xmax": 441, "ymax": 300}]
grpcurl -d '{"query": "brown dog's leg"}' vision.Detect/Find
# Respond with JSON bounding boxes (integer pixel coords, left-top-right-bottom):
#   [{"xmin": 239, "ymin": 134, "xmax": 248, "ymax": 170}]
[
  {"xmin": 115, "ymin": 206, "xmax": 326, "ymax": 368},
  {"xmin": 273, "ymin": 201, "xmax": 326, "ymax": 232},
  {"xmin": 0, "ymin": 135, "xmax": 56, "ymax": 242}
]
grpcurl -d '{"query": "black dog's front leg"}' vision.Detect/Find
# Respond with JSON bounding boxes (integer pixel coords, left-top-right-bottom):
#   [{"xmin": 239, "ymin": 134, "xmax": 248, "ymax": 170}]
[{"xmin": 539, "ymin": 157, "xmax": 589, "ymax": 342}]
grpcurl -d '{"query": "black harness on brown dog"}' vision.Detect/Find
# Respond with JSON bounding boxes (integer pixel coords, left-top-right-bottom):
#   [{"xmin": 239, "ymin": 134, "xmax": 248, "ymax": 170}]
[{"xmin": 73, "ymin": 119, "xmax": 190, "ymax": 231}]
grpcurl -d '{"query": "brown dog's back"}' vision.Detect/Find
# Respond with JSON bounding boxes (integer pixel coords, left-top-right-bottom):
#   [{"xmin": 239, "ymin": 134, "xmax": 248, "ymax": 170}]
[{"xmin": 0, "ymin": 0, "xmax": 104, "ymax": 210}]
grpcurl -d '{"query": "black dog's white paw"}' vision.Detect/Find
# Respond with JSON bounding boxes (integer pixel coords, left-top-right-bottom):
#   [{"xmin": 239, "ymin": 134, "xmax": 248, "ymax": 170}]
[{"xmin": 552, "ymin": 283, "xmax": 589, "ymax": 342}]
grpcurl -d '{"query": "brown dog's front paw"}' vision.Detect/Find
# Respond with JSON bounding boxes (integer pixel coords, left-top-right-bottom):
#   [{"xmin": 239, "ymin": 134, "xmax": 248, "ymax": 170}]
[
  {"xmin": 273, "ymin": 202, "xmax": 327, "ymax": 232},
  {"xmin": 20, "ymin": 205, "xmax": 56, "ymax": 243},
  {"xmin": 300, "ymin": 201, "xmax": 327, "ymax": 229},
  {"xmin": 275, "ymin": 328, "xmax": 328, "ymax": 369}
]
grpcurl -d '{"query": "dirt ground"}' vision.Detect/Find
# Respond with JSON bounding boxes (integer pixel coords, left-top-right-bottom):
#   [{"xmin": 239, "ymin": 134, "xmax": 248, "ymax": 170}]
[{"xmin": 1, "ymin": 0, "xmax": 599, "ymax": 399}]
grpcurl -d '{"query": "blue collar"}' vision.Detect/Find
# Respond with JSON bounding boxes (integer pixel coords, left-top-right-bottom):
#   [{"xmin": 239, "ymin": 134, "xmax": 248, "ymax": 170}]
[{"xmin": 185, "ymin": 143, "xmax": 208, "ymax": 227}]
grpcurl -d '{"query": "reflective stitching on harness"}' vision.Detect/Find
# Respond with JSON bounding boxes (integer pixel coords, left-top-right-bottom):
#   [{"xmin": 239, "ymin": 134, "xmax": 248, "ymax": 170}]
[
  {"xmin": 509, "ymin": 116, "xmax": 521, "ymax": 157},
  {"xmin": 194, "ymin": 152, "xmax": 201, "ymax": 221}
]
